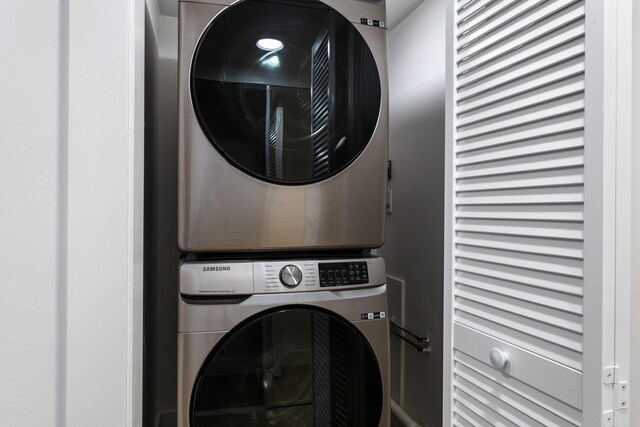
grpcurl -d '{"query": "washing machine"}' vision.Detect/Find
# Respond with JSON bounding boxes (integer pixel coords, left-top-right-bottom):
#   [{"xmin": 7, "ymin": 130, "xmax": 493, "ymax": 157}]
[
  {"xmin": 178, "ymin": 256, "xmax": 390, "ymax": 426},
  {"xmin": 178, "ymin": 0, "xmax": 389, "ymax": 252}
]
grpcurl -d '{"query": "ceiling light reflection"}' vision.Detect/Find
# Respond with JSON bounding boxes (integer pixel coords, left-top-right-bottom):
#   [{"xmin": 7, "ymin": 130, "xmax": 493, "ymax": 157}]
[{"xmin": 257, "ymin": 38, "xmax": 284, "ymax": 52}]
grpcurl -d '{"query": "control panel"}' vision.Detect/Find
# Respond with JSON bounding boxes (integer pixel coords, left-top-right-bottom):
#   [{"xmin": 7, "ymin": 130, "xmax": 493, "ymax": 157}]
[
  {"xmin": 180, "ymin": 257, "xmax": 385, "ymax": 296},
  {"xmin": 319, "ymin": 262, "xmax": 369, "ymax": 287}
]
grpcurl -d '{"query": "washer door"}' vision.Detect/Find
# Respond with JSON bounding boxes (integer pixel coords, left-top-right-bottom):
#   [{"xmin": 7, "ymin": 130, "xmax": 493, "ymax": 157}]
[
  {"xmin": 190, "ymin": 307, "xmax": 383, "ymax": 426},
  {"xmin": 191, "ymin": 0, "xmax": 382, "ymax": 185}
]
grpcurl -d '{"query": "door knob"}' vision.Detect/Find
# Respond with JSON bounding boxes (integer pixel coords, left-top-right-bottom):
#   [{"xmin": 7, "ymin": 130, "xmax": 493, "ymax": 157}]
[{"xmin": 489, "ymin": 348, "xmax": 508, "ymax": 370}]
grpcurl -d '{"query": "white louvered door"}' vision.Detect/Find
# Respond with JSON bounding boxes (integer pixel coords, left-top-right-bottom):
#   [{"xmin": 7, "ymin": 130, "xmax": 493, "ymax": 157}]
[{"xmin": 444, "ymin": 0, "xmax": 620, "ymax": 426}]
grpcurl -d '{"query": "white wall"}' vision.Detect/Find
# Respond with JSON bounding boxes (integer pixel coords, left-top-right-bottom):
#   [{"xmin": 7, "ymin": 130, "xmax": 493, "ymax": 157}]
[
  {"xmin": 631, "ymin": 0, "xmax": 640, "ymax": 421},
  {"xmin": 386, "ymin": 0, "xmax": 424, "ymax": 29},
  {"xmin": 65, "ymin": 0, "xmax": 145, "ymax": 425},
  {"xmin": 0, "ymin": 1, "xmax": 144, "ymax": 425},
  {"xmin": 0, "ymin": 2, "xmax": 67, "ymax": 425},
  {"xmin": 378, "ymin": 0, "xmax": 446, "ymax": 425}
]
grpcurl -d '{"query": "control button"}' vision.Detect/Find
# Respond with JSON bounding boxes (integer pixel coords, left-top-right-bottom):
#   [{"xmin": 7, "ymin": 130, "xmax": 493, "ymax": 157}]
[{"xmin": 279, "ymin": 265, "xmax": 303, "ymax": 288}]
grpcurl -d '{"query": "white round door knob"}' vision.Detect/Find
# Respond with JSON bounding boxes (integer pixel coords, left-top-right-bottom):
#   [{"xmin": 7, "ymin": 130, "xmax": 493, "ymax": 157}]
[{"xmin": 489, "ymin": 348, "xmax": 508, "ymax": 370}]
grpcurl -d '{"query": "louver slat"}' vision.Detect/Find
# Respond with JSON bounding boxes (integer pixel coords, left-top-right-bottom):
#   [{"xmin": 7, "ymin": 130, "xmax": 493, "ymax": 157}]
[
  {"xmin": 458, "ymin": 0, "xmax": 582, "ymax": 64},
  {"xmin": 452, "ymin": 0, "xmax": 586, "ymax": 424},
  {"xmin": 457, "ymin": 24, "xmax": 585, "ymax": 88},
  {"xmin": 458, "ymin": 1, "xmax": 544, "ymax": 48},
  {"xmin": 457, "ymin": 56, "xmax": 585, "ymax": 112},
  {"xmin": 456, "ymin": 0, "xmax": 496, "ymax": 26},
  {"xmin": 457, "ymin": 0, "xmax": 481, "ymax": 14},
  {"xmin": 457, "ymin": 77, "xmax": 584, "ymax": 127},
  {"xmin": 457, "ymin": 151, "xmax": 585, "ymax": 180},
  {"xmin": 456, "ymin": 204, "xmax": 584, "ymax": 222},
  {"xmin": 456, "ymin": 112, "xmax": 585, "ymax": 153},
  {"xmin": 455, "ymin": 257, "xmax": 583, "ymax": 296},
  {"xmin": 457, "ymin": 132, "xmax": 584, "ymax": 164},
  {"xmin": 457, "ymin": 39, "xmax": 585, "ymax": 97}
]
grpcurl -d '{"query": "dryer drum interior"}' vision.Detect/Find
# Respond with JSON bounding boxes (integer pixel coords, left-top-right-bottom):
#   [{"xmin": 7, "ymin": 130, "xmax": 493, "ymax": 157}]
[
  {"xmin": 190, "ymin": 307, "xmax": 383, "ymax": 426},
  {"xmin": 191, "ymin": 0, "xmax": 382, "ymax": 185}
]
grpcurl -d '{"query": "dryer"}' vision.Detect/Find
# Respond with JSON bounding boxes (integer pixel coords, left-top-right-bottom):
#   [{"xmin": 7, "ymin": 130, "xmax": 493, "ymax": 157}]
[
  {"xmin": 178, "ymin": 257, "xmax": 390, "ymax": 426},
  {"xmin": 178, "ymin": 0, "xmax": 389, "ymax": 252}
]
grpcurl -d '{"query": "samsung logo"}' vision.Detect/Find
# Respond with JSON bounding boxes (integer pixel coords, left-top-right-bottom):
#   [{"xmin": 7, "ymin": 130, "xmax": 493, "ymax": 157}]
[{"xmin": 203, "ymin": 266, "xmax": 231, "ymax": 272}]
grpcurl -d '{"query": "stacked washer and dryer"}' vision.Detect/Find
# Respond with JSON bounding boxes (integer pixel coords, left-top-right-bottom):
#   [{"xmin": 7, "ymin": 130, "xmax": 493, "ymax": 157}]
[{"xmin": 177, "ymin": 0, "xmax": 390, "ymax": 425}]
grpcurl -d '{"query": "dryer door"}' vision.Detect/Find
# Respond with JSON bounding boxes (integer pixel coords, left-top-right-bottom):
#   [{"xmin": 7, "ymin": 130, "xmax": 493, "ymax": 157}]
[
  {"xmin": 190, "ymin": 307, "xmax": 383, "ymax": 426},
  {"xmin": 190, "ymin": 0, "xmax": 382, "ymax": 185}
]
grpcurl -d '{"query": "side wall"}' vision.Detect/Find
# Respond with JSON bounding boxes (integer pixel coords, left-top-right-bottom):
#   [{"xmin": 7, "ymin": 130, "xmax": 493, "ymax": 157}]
[
  {"xmin": 378, "ymin": 1, "xmax": 447, "ymax": 425},
  {"xmin": 144, "ymin": 6, "xmax": 180, "ymax": 426},
  {"xmin": 0, "ymin": 1, "xmax": 145, "ymax": 425},
  {"xmin": 66, "ymin": 0, "xmax": 145, "ymax": 424},
  {"xmin": 0, "ymin": 2, "xmax": 67, "ymax": 425},
  {"xmin": 631, "ymin": 0, "xmax": 640, "ymax": 421}
]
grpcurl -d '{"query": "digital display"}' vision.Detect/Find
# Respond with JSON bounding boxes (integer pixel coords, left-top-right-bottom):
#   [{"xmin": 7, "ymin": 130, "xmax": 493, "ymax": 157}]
[{"xmin": 319, "ymin": 262, "xmax": 369, "ymax": 287}]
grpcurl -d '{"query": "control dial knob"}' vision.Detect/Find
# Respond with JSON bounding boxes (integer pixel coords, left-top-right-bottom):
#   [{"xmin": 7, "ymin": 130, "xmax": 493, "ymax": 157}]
[{"xmin": 280, "ymin": 265, "xmax": 303, "ymax": 288}]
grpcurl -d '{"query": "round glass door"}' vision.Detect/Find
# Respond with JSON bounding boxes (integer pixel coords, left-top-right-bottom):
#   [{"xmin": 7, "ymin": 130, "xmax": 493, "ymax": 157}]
[
  {"xmin": 190, "ymin": 307, "xmax": 383, "ymax": 426},
  {"xmin": 191, "ymin": 0, "xmax": 382, "ymax": 185}
]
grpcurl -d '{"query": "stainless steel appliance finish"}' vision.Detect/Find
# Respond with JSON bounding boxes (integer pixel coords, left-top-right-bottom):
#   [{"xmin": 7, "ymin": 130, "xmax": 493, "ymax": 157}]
[
  {"xmin": 178, "ymin": 257, "xmax": 390, "ymax": 426},
  {"xmin": 178, "ymin": 0, "xmax": 387, "ymax": 25},
  {"xmin": 178, "ymin": 0, "xmax": 389, "ymax": 252}
]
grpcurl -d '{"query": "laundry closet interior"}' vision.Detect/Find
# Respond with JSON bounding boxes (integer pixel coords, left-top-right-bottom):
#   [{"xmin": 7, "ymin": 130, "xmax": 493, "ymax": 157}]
[{"xmin": 143, "ymin": 0, "xmax": 636, "ymax": 426}]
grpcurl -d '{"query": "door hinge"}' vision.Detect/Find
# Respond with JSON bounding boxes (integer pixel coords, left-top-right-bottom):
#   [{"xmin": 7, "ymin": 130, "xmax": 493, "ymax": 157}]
[
  {"xmin": 603, "ymin": 366, "xmax": 616, "ymax": 384},
  {"xmin": 613, "ymin": 381, "xmax": 629, "ymax": 411},
  {"xmin": 603, "ymin": 366, "xmax": 630, "ymax": 426}
]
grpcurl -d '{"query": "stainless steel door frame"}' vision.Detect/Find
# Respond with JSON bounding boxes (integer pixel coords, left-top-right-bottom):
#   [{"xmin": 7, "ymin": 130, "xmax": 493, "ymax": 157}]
[{"xmin": 178, "ymin": 0, "xmax": 389, "ymax": 252}]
